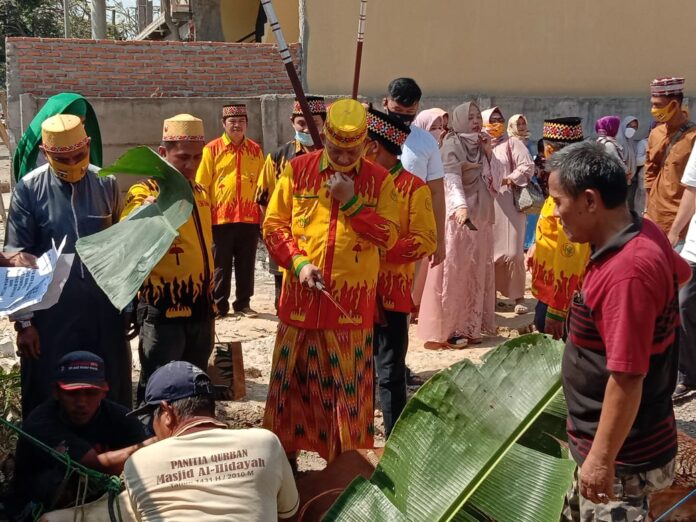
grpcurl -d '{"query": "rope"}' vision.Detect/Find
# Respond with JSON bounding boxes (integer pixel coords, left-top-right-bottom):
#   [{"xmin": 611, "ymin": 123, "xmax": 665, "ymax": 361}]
[
  {"xmin": 0, "ymin": 416, "xmax": 123, "ymax": 521},
  {"xmin": 654, "ymin": 487, "xmax": 696, "ymax": 521}
]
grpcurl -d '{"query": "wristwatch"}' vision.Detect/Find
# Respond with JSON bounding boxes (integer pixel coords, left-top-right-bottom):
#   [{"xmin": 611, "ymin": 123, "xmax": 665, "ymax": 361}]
[{"xmin": 14, "ymin": 320, "xmax": 32, "ymax": 332}]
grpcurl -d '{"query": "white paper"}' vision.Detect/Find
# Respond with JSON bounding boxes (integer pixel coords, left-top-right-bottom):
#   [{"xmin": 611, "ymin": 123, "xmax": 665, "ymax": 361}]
[{"xmin": 0, "ymin": 237, "xmax": 69, "ymax": 316}]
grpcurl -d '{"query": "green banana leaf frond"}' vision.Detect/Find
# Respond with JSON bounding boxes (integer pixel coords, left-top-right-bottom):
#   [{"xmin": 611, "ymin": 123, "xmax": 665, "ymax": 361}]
[
  {"xmin": 76, "ymin": 146, "xmax": 194, "ymax": 311},
  {"xmin": 324, "ymin": 333, "xmax": 575, "ymax": 522}
]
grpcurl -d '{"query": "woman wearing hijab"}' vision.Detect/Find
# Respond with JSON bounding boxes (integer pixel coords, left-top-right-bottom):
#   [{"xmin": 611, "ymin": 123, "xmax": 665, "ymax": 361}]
[
  {"xmin": 418, "ymin": 102, "xmax": 504, "ymax": 348},
  {"xmin": 482, "ymin": 109, "xmax": 534, "ymax": 314},
  {"xmin": 411, "ymin": 108, "xmax": 448, "ymax": 319},
  {"xmin": 413, "ymin": 108, "xmax": 449, "ymax": 147},
  {"xmin": 595, "ymin": 115, "xmax": 628, "ymax": 172},
  {"xmin": 617, "ymin": 116, "xmax": 641, "ymax": 211},
  {"xmin": 12, "ymin": 92, "xmax": 102, "ymax": 181}
]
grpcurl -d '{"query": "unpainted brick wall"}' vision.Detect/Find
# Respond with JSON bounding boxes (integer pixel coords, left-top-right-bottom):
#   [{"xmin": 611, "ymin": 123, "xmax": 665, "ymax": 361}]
[{"xmin": 6, "ymin": 38, "xmax": 301, "ymax": 98}]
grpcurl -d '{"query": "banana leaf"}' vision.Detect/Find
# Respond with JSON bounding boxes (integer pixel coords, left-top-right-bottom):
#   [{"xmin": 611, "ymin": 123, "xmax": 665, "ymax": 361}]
[
  {"xmin": 75, "ymin": 146, "xmax": 194, "ymax": 311},
  {"xmin": 324, "ymin": 334, "xmax": 575, "ymax": 522}
]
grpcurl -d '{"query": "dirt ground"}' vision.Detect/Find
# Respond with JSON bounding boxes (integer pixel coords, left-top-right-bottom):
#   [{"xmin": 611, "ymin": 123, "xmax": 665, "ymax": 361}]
[{"xmin": 1, "ymin": 142, "xmax": 696, "ymax": 475}]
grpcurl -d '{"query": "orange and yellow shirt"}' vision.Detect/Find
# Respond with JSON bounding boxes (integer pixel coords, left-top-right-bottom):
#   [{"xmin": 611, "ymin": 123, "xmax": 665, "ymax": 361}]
[
  {"xmin": 378, "ymin": 163, "xmax": 436, "ymax": 313},
  {"xmin": 121, "ymin": 179, "xmax": 214, "ymax": 319},
  {"xmin": 263, "ymin": 150, "xmax": 399, "ymax": 330},
  {"xmin": 531, "ymin": 197, "xmax": 590, "ymax": 321},
  {"xmin": 196, "ymin": 134, "xmax": 264, "ymax": 226}
]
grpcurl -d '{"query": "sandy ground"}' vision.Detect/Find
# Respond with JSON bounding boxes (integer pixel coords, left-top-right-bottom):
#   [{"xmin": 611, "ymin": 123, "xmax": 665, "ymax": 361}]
[{"xmin": 1, "ymin": 141, "xmax": 696, "ymax": 475}]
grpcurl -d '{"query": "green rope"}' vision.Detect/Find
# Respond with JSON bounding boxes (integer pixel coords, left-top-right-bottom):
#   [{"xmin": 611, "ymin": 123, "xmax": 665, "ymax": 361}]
[
  {"xmin": 0, "ymin": 415, "xmax": 123, "ymax": 521},
  {"xmin": 0, "ymin": 415, "xmax": 120, "ymax": 492}
]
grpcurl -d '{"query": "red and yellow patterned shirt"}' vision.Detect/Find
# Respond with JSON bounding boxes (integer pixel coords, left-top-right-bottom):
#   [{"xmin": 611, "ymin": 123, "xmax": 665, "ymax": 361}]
[
  {"xmin": 378, "ymin": 163, "xmax": 436, "ymax": 313},
  {"xmin": 121, "ymin": 179, "xmax": 214, "ymax": 319},
  {"xmin": 196, "ymin": 134, "xmax": 264, "ymax": 225},
  {"xmin": 263, "ymin": 150, "xmax": 399, "ymax": 330}
]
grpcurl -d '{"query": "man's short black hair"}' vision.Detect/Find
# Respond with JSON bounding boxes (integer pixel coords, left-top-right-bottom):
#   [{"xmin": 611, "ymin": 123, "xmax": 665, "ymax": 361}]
[
  {"xmin": 662, "ymin": 93, "xmax": 685, "ymax": 105},
  {"xmin": 160, "ymin": 141, "xmax": 180, "ymax": 151},
  {"xmin": 547, "ymin": 141, "xmax": 627, "ymax": 209},
  {"xmin": 386, "ymin": 78, "xmax": 422, "ymax": 106}
]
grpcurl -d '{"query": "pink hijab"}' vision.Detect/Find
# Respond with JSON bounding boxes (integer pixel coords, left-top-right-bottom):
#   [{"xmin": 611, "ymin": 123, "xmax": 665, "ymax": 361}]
[{"xmin": 413, "ymin": 108, "xmax": 447, "ymax": 131}]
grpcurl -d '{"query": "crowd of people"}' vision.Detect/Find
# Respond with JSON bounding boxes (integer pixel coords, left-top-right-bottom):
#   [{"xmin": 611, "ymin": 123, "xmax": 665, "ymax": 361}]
[{"xmin": 3, "ymin": 74, "xmax": 696, "ymax": 520}]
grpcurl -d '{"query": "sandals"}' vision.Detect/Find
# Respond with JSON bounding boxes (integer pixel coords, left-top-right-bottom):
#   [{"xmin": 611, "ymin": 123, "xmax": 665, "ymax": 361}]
[
  {"xmin": 514, "ymin": 304, "xmax": 529, "ymax": 315},
  {"xmin": 424, "ymin": 341, "xmax": 448, "ymax": 350},
  {"xmin": 447, "ymin": 335, "xmax": 469, "ymax": 349}
]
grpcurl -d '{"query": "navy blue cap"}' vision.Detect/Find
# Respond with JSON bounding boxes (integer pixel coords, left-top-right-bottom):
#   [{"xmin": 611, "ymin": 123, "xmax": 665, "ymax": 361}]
[
  {"xmin": 129, "ymin": 361, "xmax": 214, "ymax": 416},
  {"xmin": 56, "ymin": 351, "xmax": 109, "ymax": 391}
]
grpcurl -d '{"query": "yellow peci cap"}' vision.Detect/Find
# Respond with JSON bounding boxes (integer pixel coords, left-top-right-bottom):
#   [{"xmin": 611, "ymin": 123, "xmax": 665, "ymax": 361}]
[
  {"xmin": 324, "ymin": 99, "xmax": 367, "ymax": 149},
  {"xmin": 162, "ymin": 114, "xmax": 205, "ymax": 142},
  {"xmin": 41, "ymin": 114, "xmax": 89, "ymax": 154}
]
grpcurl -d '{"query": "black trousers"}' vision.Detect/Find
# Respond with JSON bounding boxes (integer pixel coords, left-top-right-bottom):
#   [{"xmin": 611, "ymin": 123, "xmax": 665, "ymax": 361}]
[
  {"xmin": 534, "ymin": 300, "xmax": 548, "ymax": 334},
  {"xmin": 374, "ymin": 311, "xmax": 409, "ymax": 438},
  {"xmin": 136, "ymin": 304, "xmax": 215, "ymax": 403},
  {"xmin": 212, "ymin": 223, "xmax": 259, "ymax": 314},
  {"xmin": 679, "ymin": 261, "xmax": 696, "ymax": 386}
]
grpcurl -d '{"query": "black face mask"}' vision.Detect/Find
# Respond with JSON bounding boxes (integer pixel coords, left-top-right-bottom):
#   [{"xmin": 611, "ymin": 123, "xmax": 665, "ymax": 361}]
[{"xmin": 387, "ymin": 110, "xmax": 415, "ymax": 126}]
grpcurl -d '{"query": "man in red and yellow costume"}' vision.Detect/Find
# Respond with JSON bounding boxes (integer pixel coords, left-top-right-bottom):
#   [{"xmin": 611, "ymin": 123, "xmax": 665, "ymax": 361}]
[
  {"xmin": 529, "ymin": 117, "xmax": 590, "ymax": 339},
  {"xmin": 122, "ymin": 114, "xmax": 214, "ymax": 402},
  {"xmin": 364, "ymin": 108, "xmax": 436, "ymax": 437},
  {"xmin": 196, "ymin": 103, "xmax": 264, "ymax": 318},
  {"xmin": 262, "ymin": 99, "xmax": 399, "ymax": 464}
]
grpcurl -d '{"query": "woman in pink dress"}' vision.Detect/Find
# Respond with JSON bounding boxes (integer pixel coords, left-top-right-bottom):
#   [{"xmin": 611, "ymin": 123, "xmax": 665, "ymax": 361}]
[
  {"xmin": 417, "ymin": 102, "xmax": 504, "ymax": 349},
  {"xmin": 482, "ymin": 109, "xmax": 535, "ymax": 314},
  {"xmin": 411, "ymin": 108, "xmax": 449, "ymax": 318}
]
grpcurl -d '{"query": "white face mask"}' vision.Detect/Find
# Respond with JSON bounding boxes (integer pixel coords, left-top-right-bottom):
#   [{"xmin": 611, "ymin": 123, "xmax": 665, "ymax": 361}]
[{"xmin": 624, "ymin": 127, "xmax": 636, "ymax": 139}]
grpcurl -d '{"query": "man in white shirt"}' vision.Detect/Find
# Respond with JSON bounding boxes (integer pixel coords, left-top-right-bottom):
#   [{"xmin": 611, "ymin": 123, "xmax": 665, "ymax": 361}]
[
  {"xmin": 671, "ymin": 146, "xmax": 696, "ymax": 398},
  {"xmin": 383, "ymin": 78, "xmax": 445, "ymax": 267},
  {"xmin": 123, "ymin": 361, "xmax": 299, "ymax": 521}
]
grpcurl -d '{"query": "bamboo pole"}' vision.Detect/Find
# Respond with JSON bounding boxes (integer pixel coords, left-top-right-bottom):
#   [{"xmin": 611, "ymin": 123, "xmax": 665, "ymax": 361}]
[
  {"xmin": 260, "ymin": 0, "xmax": 322, "ymax": 148},
  {"xmin": 351, "ymin": 0, "xmax": 367, "ymax": 100}
]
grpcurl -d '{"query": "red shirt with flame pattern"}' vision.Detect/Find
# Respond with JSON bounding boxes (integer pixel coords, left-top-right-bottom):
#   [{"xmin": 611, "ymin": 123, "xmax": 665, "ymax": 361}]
[
  {"xmin": 196, "ymin": 134, "xmax": 264, "ymax": 226},
  {"xmin": 378, "ymin": 163, "xmax": 437, "ymax": 313},
  {"xmin": 263, "ymin": 150, "xmax": 400, "ymax": 330}
]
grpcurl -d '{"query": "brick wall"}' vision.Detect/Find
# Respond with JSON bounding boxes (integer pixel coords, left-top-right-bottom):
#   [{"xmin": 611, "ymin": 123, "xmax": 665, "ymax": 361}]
[{"xmin": 6, "ymin": 38, "xmax": 301, "ymax": 99}]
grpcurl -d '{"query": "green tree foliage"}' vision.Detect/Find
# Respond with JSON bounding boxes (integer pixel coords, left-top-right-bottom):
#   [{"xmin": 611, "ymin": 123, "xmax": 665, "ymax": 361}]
[
  {"xmin": 0, "ymin": 0, "xmax": 63, "ymax": 83},
  {"xmin": 0, "ymin": 0, "xmax": 140, "ymax": 86}
]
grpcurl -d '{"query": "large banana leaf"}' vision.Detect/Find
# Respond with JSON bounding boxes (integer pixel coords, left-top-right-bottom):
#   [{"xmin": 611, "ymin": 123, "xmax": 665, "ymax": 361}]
[
  {"xmin": 76, "ymin": 146, "xmax": 194, "ymax": 310},
  {"xmin": 324, "ymin": 334, "xmax": 575, "ymax": 522}
]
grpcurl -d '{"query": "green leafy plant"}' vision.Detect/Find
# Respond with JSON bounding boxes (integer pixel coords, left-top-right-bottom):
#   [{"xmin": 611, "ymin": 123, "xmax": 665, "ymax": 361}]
[{"xmin": 325, "ymin": 334, "xmax": 575, "ymax": 522}]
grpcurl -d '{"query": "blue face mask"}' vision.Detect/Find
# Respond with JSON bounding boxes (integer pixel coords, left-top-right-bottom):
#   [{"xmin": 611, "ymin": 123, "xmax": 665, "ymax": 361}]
[{"xmin": 295, "ymin": 130, "xmax": 314, "ymax": 147}]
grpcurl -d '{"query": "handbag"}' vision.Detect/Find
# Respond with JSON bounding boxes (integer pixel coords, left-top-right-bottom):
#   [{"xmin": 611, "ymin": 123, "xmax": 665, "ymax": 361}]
[{"xmin": 506, "ymin": 140, "xmax": 545, "ymax": 214}]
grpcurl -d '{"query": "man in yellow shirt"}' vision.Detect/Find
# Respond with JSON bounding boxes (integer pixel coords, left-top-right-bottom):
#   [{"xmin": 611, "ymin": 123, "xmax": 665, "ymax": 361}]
[
  {"xmin": 263, "ymin": 99, "xmax": 399, "ymax": 465},
  {"xmin": 121, "ymin": 114, "xmax": 214, "ymax": 402},
  {"xmin": 528, "ymin": 117, "xmax": 589, "ymax": 339},
  {"xmin": 196, "ymin": 103, "xmax": 265, "ymax": 318},
  {"xmin": 257, "ymin": 96, "xmax": 327, "ymax": 309}
]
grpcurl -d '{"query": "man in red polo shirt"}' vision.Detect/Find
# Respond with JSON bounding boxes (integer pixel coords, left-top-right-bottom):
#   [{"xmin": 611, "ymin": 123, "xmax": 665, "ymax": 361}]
[{"xmin": 547, "ymin": 141, "xmax": 691, "ymax": 521}]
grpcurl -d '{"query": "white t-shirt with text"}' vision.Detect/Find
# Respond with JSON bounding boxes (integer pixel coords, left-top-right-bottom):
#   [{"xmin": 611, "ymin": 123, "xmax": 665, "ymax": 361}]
[{"xmin": 123, "ymin": 427, "xmax": 299, "ymax": 521}]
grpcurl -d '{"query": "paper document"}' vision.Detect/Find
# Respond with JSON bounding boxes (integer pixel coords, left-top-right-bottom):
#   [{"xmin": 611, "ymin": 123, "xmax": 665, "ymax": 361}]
[{"xmin": 0, "ymin": 237, "xmax": 73, "ymax": 316}]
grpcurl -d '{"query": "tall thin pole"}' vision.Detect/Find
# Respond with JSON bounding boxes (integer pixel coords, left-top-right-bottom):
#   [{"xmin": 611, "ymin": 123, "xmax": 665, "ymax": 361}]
[
  {"xmin": 260, "ymin": 0, "xmax": 322, "ymax": 148},
  {"xmin": 91, "ymin": 0, "xmax": 107, "ymax": 39},
  {"xmin": 351, "ymin": 0, "xmax": 367, "ymax": 100},
  {"xmin": 64, "ymin": 0, "xmax": 71, "ymax": 38}
]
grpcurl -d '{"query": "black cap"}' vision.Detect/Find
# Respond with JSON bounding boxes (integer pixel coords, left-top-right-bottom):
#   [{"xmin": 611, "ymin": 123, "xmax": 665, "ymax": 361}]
[
  {"xmin": 56, "ymin": 351, "xmax": 109, "ymax": 392},
  {"xmin": 129, "ymin": 361, "xmax": 214, "ymax": 417}
]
